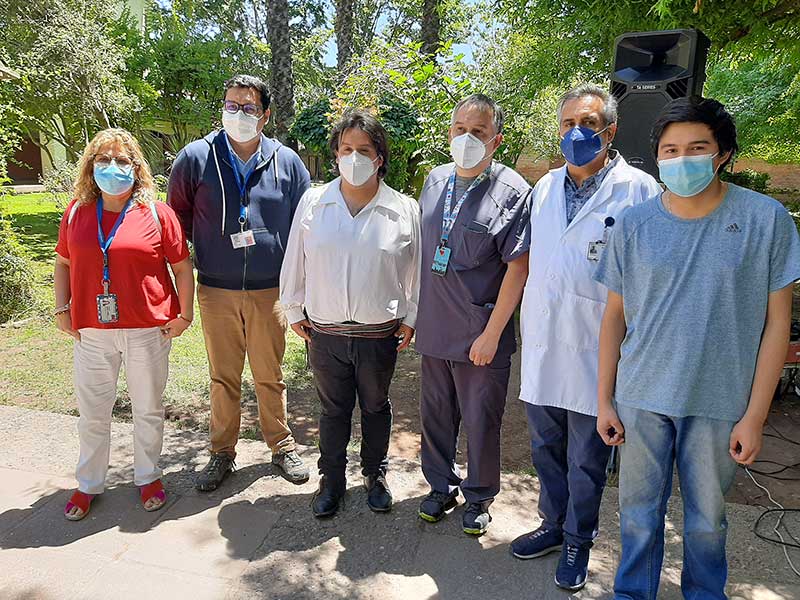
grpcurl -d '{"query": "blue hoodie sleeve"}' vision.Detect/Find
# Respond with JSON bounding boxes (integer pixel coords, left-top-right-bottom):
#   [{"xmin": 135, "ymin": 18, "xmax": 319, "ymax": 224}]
[{"xmin": 167, "ymin": 147, "xmax": 197, "ymax": 240}]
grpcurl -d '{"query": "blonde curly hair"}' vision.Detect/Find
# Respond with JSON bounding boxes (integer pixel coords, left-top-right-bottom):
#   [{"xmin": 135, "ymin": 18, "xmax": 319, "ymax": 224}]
[{"xmin": 73, "ymin": 128, "xmax": 156, "ymax": 205}]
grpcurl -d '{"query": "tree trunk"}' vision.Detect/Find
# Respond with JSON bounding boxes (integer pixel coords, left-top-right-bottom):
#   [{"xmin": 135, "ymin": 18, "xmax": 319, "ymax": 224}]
[
  {"xmin": 334, "ymin": 0, "xmax": 354, "ymax": 72},
  {"xmin": 421, "ymin": 0, "xmax": 440, "ymax": 57},
  {"xmin": 265, "ymin": 0, "xmax": 295, "ymax": 144}
]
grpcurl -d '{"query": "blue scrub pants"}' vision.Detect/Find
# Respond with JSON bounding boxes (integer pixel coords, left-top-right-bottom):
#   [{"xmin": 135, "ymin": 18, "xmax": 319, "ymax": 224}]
[{"xmin": 420, "ymin": 355, "xmax": 510, "ymax": 504}]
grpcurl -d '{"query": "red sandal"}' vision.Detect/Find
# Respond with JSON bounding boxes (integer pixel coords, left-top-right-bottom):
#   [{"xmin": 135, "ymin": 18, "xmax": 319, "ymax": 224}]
[
  {"xmin": 140, "ymin": 479, "xmax": 167, "ymax": 512},
  {"xmin": 64, "ymin": 490, "xmax": 94, "ymax": 521}
]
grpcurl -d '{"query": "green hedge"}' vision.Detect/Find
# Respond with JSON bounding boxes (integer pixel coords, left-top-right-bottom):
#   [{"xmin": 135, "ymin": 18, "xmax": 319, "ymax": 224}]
[{"xmin": 0, "ymin": 200, "xmax": 35, "ymax": 323}]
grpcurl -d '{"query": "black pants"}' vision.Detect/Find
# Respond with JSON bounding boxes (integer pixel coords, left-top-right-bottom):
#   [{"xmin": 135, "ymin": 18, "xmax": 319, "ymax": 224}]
[{"xmin": 308, "ymin": 330, "xmax": 398, "ymax": 491}]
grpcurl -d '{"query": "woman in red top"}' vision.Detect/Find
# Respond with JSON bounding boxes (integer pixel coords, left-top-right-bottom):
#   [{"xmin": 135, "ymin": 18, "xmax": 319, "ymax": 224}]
[{"xmin": 54, "ymin": 128, "xmax": 194, "ymax": 520}]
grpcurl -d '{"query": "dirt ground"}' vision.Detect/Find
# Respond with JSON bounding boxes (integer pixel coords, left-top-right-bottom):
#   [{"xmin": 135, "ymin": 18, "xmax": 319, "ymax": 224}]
[{"xmin": 229, "ymin": 342, "xmax": 800, "ymax": 511}]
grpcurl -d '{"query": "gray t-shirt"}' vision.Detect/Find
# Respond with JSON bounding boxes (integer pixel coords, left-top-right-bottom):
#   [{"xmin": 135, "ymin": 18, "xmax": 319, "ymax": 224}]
[
  {"xmin": 594, "ymin": 183, "xmax": 800, "ymax": 421},
  {"xmin": 415, "ymin": 162, "xmax": 531, "ymax": 363}
]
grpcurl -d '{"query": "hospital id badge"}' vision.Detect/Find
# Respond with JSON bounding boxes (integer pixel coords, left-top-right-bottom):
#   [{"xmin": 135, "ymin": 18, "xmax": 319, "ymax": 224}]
[
  {"xmin": 230, "ymin": 230, "xmax": 255, "ymax": 249},
  {"xmin": 96, "ymin": 293, "xmax": 119, "ymax": 323},
  {"xmin": 587, "ymin": 240, "xmax": 605, "ymax": 262},
  {"xmin": 431, "ymin": 245, "xmax": 451, "ymax": 277}
]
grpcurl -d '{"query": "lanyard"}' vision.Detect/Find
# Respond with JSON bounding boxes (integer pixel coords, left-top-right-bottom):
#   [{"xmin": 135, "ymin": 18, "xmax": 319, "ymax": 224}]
[
  {"xmin": 225, "ymin": 133, "xmax": 257, "ymax": 230},
  {"xmin": 97, "ymin": 197, "xmax": 132, "ymax": 291},
  {"xmin": 440, "ymin": 164, "xmax": 492, "ymax": 246}
]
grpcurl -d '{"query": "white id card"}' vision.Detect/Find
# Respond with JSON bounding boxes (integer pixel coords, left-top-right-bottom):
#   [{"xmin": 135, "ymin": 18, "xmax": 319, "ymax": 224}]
[
  {"xmin": 587, "ymin": 240, "xmax": 605, "ymax": 262},
  {"xmin": 96, "ymin": 293, "xmax": 119, "ymax": 323},
  {"xmin": 230, "ymin": 230, "xmax": 256, "ymax": 249}
]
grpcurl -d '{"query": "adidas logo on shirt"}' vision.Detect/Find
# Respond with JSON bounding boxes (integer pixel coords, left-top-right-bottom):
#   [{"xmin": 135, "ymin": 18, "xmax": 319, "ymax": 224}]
[{"xmin": 725, "ymin": 223, "xmax": 741, "ymax": 233}]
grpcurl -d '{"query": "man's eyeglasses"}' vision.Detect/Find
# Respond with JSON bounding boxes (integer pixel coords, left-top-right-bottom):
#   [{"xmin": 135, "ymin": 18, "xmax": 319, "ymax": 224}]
[
  {"xmin": 222, "ymin": 100, "xmax": 265, "ymax": 118},
  {"xmin": 93, "ymin": 154, "xmax": 135, "ymax": 174}
]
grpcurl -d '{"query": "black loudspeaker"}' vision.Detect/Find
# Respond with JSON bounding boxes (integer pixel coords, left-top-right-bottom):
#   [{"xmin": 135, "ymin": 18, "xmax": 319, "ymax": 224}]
[{"xmin": 610, "ymin": 29, "xmax": 711, "ymax": 178}]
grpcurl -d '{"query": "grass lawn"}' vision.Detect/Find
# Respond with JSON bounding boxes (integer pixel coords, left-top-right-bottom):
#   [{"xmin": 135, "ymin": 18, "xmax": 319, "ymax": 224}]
[{"xmin": 0, "ymin": 193, "xmax": 312, "ymax": 433}]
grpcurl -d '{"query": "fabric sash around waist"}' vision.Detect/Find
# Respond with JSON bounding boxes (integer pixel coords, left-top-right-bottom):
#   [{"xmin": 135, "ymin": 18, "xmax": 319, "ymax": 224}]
[{"xmin": 309, "ymin": 318, "xmax": 400, "ymax": 339}]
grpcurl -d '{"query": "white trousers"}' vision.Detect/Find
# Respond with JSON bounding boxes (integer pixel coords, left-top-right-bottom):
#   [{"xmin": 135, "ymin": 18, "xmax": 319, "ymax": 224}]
[{"xmin": 73, "ymin": 327, "xmax": 171, "ymax": 494}]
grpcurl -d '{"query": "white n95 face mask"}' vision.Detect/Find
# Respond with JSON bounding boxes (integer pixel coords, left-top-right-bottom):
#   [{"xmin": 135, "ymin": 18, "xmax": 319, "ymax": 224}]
[
  {"xmin": 222, "ymin": 110, "xmax": 261, "ymax": 143},
  {"xmin": 450, "ymin": 132, "xmax": 491, "ymax": 170},
  {"xmin": 339, "ymin": 151, "xmax": 379, "ymax": 187}
]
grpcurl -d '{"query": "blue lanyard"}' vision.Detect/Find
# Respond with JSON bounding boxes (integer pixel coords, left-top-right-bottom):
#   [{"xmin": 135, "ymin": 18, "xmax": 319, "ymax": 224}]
[
  {"xmin": 225, "ymin": 133, "xmax": 257, "ymax": 229},
  {"xmin": 97, "ymin": 197, "xmax": 132, "ymax": 286},
  {"xmin": 440, "ymin": 164, "xmax": 492, "ymax": 246}
]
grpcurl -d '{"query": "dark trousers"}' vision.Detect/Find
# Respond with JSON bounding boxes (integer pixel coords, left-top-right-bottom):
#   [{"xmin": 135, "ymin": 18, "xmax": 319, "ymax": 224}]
[
  {"xmin": 420, "ymin": 355, "xmax": 510, "ymax": 504},
  {"xmin": 525, "ymin": 403, "xmax": 612, "ymax": 548},
  {"xmin": 308, "ymin": 331, "xmax": 398, "ymax": 491}
]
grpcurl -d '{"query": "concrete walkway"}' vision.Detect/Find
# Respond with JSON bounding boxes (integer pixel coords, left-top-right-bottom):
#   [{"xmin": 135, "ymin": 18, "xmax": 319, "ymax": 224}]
[{"xmin": 0, "ymin": 405, "xmax": 797, "ymax": 600}]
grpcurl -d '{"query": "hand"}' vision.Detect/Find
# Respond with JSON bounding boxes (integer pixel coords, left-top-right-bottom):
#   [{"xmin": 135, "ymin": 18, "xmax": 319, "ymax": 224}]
[
  {"xmin": 160, "ymin": 316, "xmax": 191, "ymax": 339},
  {"xmin": 395, "ymin": 324, "xmax": 415, "ymax": 351},
  {"xmin": 55, "ymin": 311, "xmax": 80, "ymax": 342},
  {"xmin": 729, "ymin": 415, "xmax": 764, "ymax": 465},
  {"xmin": 469, "ymin": 330, "xmax": 499, "ymax": 367},
  {"xmin": 597, "ymin": 404, "xmax": 625, "ymax": 446},
  {"xmin": 291, "ymin": 319, "xmax": 313, "ymax": 343}
]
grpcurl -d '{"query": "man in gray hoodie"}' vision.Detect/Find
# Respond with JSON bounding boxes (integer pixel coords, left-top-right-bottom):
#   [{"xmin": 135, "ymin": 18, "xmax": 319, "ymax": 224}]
[{"xmin": 168, "ymin": 74, "xmax": 311, "ymax": 490}]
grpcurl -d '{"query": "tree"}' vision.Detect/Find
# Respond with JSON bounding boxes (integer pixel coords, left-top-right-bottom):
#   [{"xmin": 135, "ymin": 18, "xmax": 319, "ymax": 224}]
[
  {"xmin": 266, "ymin": 0, "xmax": 297, "ymax": 143},
  {"xmin": 335, "ymin": 0, "xmax": 355, "ymax": 72},
  {"xmin": 421, "ymin": 0, "xmax": 441, "ymax": 56},
  {"xmin": 0, "ymin": 0, "xmax": 139, "ymax": 162}
]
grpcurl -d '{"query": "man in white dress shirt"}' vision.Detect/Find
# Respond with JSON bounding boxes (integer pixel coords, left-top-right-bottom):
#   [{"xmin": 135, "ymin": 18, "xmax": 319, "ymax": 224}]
[{"xmin": 280, "ymin": 109, "xmax": 421, "ymax": 518}]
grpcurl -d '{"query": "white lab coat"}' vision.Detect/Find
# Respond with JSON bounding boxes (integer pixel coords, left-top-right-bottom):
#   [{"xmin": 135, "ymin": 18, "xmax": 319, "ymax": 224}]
[{"xmin": 520, "ymin": 156, "xmax": 661, "ymax": 416}]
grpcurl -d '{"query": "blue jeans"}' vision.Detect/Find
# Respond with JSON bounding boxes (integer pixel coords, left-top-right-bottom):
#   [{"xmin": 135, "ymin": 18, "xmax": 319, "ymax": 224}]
[
  {"xmin": 526, "ymin": 403, "xmax": 612, "ymax": 548},
  {"xmin": 614, "ymin": 404, "xmax": 738, "ymax": 600}
]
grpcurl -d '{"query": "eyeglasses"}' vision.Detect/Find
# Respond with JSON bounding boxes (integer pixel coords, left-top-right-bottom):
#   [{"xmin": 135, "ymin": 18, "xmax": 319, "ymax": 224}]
[
  {"xmin": 93, "ymin": 154, "xmax": 135, "ymax": 174},
  {"xmin": 222, "ymin": 100, "xmax": 265, "ymax": 118}
]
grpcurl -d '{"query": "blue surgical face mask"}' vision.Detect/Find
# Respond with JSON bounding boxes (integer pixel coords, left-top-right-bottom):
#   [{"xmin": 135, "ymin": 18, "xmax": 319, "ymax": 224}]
[
  {"xmin": 560, "ymin": 125, "xmax": 609, "ymax": 167},
  {"xmin": 93, "ymin": 163, "xmax": 135, "ymax": 196},
  {"xmin": 658, "ymin": 153, "xmax": 719, "ymax": 198}
]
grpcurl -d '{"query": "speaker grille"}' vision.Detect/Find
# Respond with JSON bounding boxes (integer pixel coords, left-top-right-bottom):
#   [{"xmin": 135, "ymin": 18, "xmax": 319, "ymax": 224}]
[
  {"xmin": 667, "ymin": 79, "xmax": 689, "ymax": 99},
  {"xmin": 611, "ymin": 81, "xmax": 627, "ymax": 100}
]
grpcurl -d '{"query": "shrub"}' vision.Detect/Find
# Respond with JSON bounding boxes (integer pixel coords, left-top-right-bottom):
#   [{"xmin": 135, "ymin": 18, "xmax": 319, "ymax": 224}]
[
  {"xmin": 40, "ymin": 161, "xmax": 79, "ymax": 210},
  {"xmin": 721, "ymin": 168, "xmax": 771, "ymax": 194},
  {"xmin": 0, "ymin": 193, "xmax": 35, "ymax": 323}
]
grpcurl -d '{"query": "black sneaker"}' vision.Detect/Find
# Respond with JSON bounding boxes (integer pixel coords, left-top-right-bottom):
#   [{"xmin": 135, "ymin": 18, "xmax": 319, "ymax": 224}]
[
  {"xmin": 418, "ymin": 489, "xmax": 459, "ymax": 522},
  {"xmin": 462, "ymin": 502, "xmax": 492, "ymax": 535},
  {"xmin": 272, "ymin": 449, "xmax": 310, "ymax": 483},
  {"xmin": 554, "ymin": 542, "xmax": 590, "ymax": 591},
  {"xmin": 510, "ymin": 525, "xmax": 563, "ymax": 559},
  {"xmin": 364, "ymin": 474, "xmax": 393, "ymax": 512},
  {"xmin": 195, "ymin": 452, "xmax": 235, "ymax": 492}
]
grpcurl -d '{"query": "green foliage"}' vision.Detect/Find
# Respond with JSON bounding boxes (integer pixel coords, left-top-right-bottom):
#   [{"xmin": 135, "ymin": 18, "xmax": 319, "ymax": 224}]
[
  {"xmin": 493, "ymin": 0, "xmax": 800, "ymax": 165},
  {"xmin": 0, "ymin": 198, "xmax": 35, "ymax": 323},
  {"xmin": 292, "ymin": 99, "xmax": 333, "ymax": 156},
  {"xmin": 40, "ymin": 161, "xmax": 79, "ymax": 210},
  {"xmin": 706, "ymin": 55, "xmax": 800, "ymax": 164},
  {"xmin": 0, "ymin": 0, "xmax": 140, "ymax": 161},
  {"xmin": 720, "ymin": 168, "xmax": 771, "ymax": 194}
]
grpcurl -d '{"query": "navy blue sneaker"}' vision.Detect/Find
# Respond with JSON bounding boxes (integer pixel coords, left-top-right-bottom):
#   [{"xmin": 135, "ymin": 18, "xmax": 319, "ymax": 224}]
[
  {"xmin": 510, "ymin": 526, "xmax": 563, "ymax": 559},
  {"xmin": 554, "ymin": 542, "xmax": 590, "ymax": 591},
  {"xmin": 418, "ymin": 489, "xmax": 459, "ymax": 522},
  {"xmin": 462, "ymin": 502, "xmax": 492, "ymax": 535}
]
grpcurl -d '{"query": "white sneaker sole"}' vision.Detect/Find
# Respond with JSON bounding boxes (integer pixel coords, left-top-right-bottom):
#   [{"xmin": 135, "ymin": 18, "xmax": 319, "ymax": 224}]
[{"xmin": 511, "ymin": 543, "xmax": 562, "ymax": 560}]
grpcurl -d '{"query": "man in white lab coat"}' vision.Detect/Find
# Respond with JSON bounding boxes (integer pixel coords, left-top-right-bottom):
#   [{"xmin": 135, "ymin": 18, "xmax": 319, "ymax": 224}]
[{"xmin": 514, "ymin": 84, "xmax": 661, "ymax": 591}]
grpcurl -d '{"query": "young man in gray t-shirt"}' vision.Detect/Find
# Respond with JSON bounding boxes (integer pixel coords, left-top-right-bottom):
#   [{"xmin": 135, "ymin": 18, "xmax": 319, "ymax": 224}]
[{"xmin": 594, "ymin": 96, "xmax": 800, "ymax": 599}]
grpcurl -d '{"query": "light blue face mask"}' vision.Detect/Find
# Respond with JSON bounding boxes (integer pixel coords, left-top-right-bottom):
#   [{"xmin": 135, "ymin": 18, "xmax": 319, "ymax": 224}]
[
  {"xmin": 93, "ymin": 163, "xmax": 135, "ymax": 196},
  {"xmin": 658, "ymin": 153, "xmax": 719, "ymax": 198}
]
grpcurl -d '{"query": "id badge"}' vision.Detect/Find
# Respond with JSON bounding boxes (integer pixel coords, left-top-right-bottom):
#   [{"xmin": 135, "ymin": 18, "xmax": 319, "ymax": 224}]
[
  {"xmin": 231, "ymin": 230, "xmax": 256, "ymax": 249},
  {"xmin": 431, "ymin": 245, "xmax": 451, "ymax": 277},
  {"xmin": 96, "ymin": 293, "xmax": 119, "ymax": 323},
  {"xmin": 587, "ymin": 240, "xmax": 605, "ymax": 262}
]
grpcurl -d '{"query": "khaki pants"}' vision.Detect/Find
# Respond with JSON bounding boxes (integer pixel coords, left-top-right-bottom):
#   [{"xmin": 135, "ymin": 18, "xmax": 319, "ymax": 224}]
[{"xmin": 198, "ymin": 284, "xmax": 295, "ymax": 457}]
